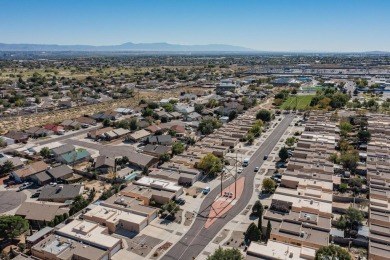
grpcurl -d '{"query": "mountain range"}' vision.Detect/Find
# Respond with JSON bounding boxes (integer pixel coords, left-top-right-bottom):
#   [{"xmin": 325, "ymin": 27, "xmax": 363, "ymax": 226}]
[{"xmin": 0, "ymin": 42, "xmax": 255, "ymax": 52}]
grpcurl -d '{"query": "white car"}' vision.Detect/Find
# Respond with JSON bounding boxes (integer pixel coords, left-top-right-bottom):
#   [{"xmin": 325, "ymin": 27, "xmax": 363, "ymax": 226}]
[
  {"xmin": 19, "ymin": 182, "xmax": 33, "ymax": 191},
  {"xmin": 237, "ymin": 167, "xmax": 243, "ymax": 173}
]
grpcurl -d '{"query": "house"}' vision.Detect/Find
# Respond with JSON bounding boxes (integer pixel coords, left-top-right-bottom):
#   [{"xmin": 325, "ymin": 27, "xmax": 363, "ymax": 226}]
[
  {"xmin": 51, "ymin": 144, "xmax": 75, "ymax": 160},
  {"xmin": 170, "ymin": 125, "xmax": 186, "ymax": 135},
  {"xmin": 47, "ymin": 165, "xmax": 74, "ymax": 181},
  {"xmin": 184, "ymin": 112, "xmax": 202, "ymax": 121},
  {"xmin": 128, "ymin": 129, "xmax": 151, "ymax": 142},
  {"xmin": 142, "ymin": 144, "xmax": 171, "ymax": 157},
  {"xmin": 15, "ymin": 202, "xmax": 69, "ymax": 228},
  {"xmin": 4, "ymin": 131, "xmax": 29, "ymax": 143},
  {"xmin": 146, "ymin": 124, "xmax": 166, "ymax": 134},
  {"xmin": 94, "ymin": 155, "xmax": 115, "ymax": 174},
  {"xmin": 174, "ymin": 104, "xmax": 194, "ymax": 114},
  {"xmin": 0, "ymin": 156, "xmax": 24, "ymax": 169},
  {"xmin": 11, "ymin": 161, "xmax": 48, "ymax": 183},
  {"xmin": 30, "ymin": 171, "xmax": 53, "ymax": 185},
  {"xmin": 38, "ymin": 184, "xmax": 84, "ymax": 203},
  {"xmin": 74, "ymin": 116, "xmax": 97, "ymax": 126},
  {"xmin": 88, "ymin": 127, "xmax": 113, "ymax": 140},
  {"xmin": 58, "ymin": 100, "xmax": 73, "ymax": 108},
  {"xmin": 147, "ymin": 135, "xmax": 173, "ymax": 146},
  {"xmin": 0, "ymin": 136, "xmax": 15, "ymax": 146},
  {"xmin": 43, "ymin": 124, "xmax": 65, "ymax": 135},
  {"xmin": 32, "ymin": 234, "xmax": 111, "ymax": 260},
  {"xmin": 247, "ymin": 240, "xmax": 316, "ymax": 260},
  {"xmin": 169, "ymin": 112, "xmax": 182, "ymax": 119},
  {"xmin": 58, "ymin": 150, "xmax": 91, "ymax": 165},
  {"xmin": 26, "ymin": 226, "xmax": 54, "ymax": 248}
]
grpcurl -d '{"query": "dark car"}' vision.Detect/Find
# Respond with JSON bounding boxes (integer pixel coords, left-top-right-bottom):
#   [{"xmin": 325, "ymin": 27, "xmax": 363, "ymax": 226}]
[
  {"xmin": 175, "ymin": 198, "xmax": 186, "ymax": 205},
  {"xmin": 263, "ymin": 155, "xmax": 268, "ymax": 160}
]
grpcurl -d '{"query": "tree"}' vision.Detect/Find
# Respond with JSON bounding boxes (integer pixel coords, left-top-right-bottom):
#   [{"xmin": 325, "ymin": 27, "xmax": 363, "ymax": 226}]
[
  {"xmin": 339, "ymin": 121, "xmax": 353, "ymax": 137},
  {"xmin": 245, "ymin": 223, "xmax": 261, "ymax": 242},
  {"xmin": 102, "ymin": 119, "xmax": 111, "ymax": 127},
  {"xmin": 256, "ymin": 109, "xmax": 272, "ymax": 122},
  {"xmin": 161, "ymin": 200, "xmax": 180, "ymax": 219},
  {"xmin": 229, "ymin": 110, "xmax": 237, "ymax": 121},
  {"xmin": 279, "ymin": 147, "xmax": 289, "ymax": 161},
  {"xmin": 345, "ymin": 207, "xmax": 364, "ymax": 226},
  {"xmin": 247, "ymin": 133, "xmax": 254, "ymax": 145},
  {"xmin": 0, "ymin": 215, "xmax": 29, "ymax": 241},
  {"xmin": 252, "ymin": 200, "xmax": 264, "ymax": 230},
  {"xmin": 129, "ymin": 118, "xmax": 138, "ymax": 131},
  {"xmin": 168, "ymin": 129, "xmax": 177, "ymax": 137},
  {"xmin": 39, "ymin": 147, "xmax": 51, "ymax": 158},
  {"xmin": 340, "ymin": 151, "xmax": 359, "ymax": 172},
  {"xmin": 357, "ymin": 130, "xmax": 371, "ymax": 143},
  {"xmin": 198, "ymin": 117, "xmax": 222, "ymax": 135},
  {"xmin": 250, "ymin": 123, "xmax": 262, "ymax": 137},
  {"xmin": 265, "ymin": 220, "xmax": 272, "ymax": 241},
  {"xmin": 198, "ymin": 153, "xmax": 223, "ymax": 177},
  {"xmin": 172, "ymin": 142, "xmax": 185, "ymax": 155},
  {"xmin": 159, "ymin": 153, "xmax": 171, "ymax": 164},
  {"xmin": 142, "ymin": 108, "xmax": 154, "ymax": 117},
  {"xmin": 1, "ymin": 160, "xmax": 14, "ymax": 174},
  {"xmin": 336, "ymin": 215, "xmax": 347, "ymax": 230},
  {"xmin": 194, "ymin": 104, "xmax": 204, "ymax": 114},
  {"xmin": 285, "ymin": 137, "xmax": 295, "ymax": 148},
  {"xmin": 0, "ymin": 137, "xmax": 7, "ymax": 147},
  {"xmin": 315, "ymin": 245, "xmax": 351, "ymax": 260},
  {"xmin": 207, "ymin": 247, "xmax": 244, "ymax": 260},
  {"xmin": 262, "ymin": 178, "xmax": 276, "ymax": 192},
  {"xmin": 163, "ymin": 103, "xmax": 174, "ymax": 112}
]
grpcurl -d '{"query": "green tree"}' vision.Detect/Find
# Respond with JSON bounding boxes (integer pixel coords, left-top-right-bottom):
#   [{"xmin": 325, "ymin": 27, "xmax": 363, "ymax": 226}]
[
  {"xmin": 0, "ymin": 215, "xmax": 29, "ymax": 241},
  {"xmin": 339, "ymin": 121, "xmax": 353, "ymax": 137},
  {"xmin": 161, "ymin": 200, "xmax": 180, "ymax": 219},
  {"xmin": 1, "ymin": 160, "xmax": 14, "ymax": 174},
  {"xmin": 262, "ymin": 178, "xmax": 276, "ymax": 192},
  {"xmin": 229, "ymin": 110, "xmax": 237, "ymax": 121},
  {"xmin": 198, "ymin": 117, "xmax": 222, "ymax": 135},
  {"xmin": 285, "ymin": 137, "xmax": 296, "ymax": 148},
  {"xmin": 194, "ymin": 104, "xmax": 204, "ymax": 114},
  {"xmin": 129, "ymin": 118, "xmax": 138, "ymax": 131},
  {"xmin": 279, "ymin": 147, "xmax": 289, "ymax": 161},
  {"xmin": 198, "ymin": 153, "xmax": 223, "ymax": 177},
  {"xmin": 357, "ymin": 130, "xmax": 371, "ymax": 142},
  {"xmin": 336, "ymin": 215, "xmax": 347, "ymax": 230},
  {"xmin": 245, "ymin": 223, "xmax": 261, "ymax": 242},
  {"xmin": 159, "ymin": 153, "xmax": 171, "ymax": 164},
  {"xmin": 39, "ymin": 147, "xmax": 51, "ymax": 158},
  {"xmin": 168, "ymin": 129, "xmax": 177, "ymax": 137},
  {"xmin": 163, "ymin": 103, "xmax": 174, "ymax": 112},
  {"xmin": 207, "ymin": 247, "xmax": 244, "ymax": 260},
  {"xmin": 102, "ymin": 119, "xmax": 111, "ymax": 127},
  {"xmin": 252, "ymin": 200, "xmax": 264, "ymax": 230},
  {"xmin": 256, "ymin": 109, "xmax": 272, "ymax": 122},
  {"xmin": 0, "ymin": 137, "xmax": 6, "ymax": 147},
  {"xmin": 340, "ymin": 151, "xmax": 359, "ymax": 172},
  {"xmin": 345, "ymin": 207, "xmax": 364, "ymax": 226},
  {"xmin": 247, "ymin": 133, "xmax": 254, "ymax": 145},
  {"xmin": 315, "ymin": 245, "xmax": 351, "ymax": 260},
  {"xmin": 265, "ymin": 220, "xmax": 272, "ymax": 241},
  {"xmin": 172, "ymin": 142, "xmax": 185, "ymax": 155},
  {"xmin": 250, "ymin": 124, "xmax": 262, "ymax": 137},
  {"xmin": 142, "ymin": 108, "xmax": 154, "ymax": 117}
]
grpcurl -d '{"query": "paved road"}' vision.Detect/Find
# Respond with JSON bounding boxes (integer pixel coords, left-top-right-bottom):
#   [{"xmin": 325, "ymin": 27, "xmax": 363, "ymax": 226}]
[
  {"xmin": 35, "ymin": 125, "xmax": 101, "ymax": 146},
  {"xmin": 162, "ymin": 115, "xmax": 295, "ymax": 260}
]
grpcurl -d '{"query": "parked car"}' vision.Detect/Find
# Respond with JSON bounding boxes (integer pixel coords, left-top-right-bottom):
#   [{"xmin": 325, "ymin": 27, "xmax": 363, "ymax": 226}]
[
  {"xmin": 271, "ymin": 176, "xmax": 281, "ymax": 183},
  {"xmin": 263, "ymin": 155, "xmax": 268, "ymax": 160},
  {"xmin": 237, "ymin": 167, "xmax": 243, "ymax": 173},
  {"xmin": 175, "ymin": 198, "xmax": 186, "ymax": 205},
  {"xmin": 202, "ymin": 187, "xmax": 210, "ymax": 194},
  {"xmin": 19, "ymin": 182, "xmax": 33, "ymax": 191},
  {"xmin": 223, "ymin": 191, "xmax": 233, "ymax": 198},
  {"xmin": 254, "ymin": 167, "xmax": 259, "ymax": 172}
]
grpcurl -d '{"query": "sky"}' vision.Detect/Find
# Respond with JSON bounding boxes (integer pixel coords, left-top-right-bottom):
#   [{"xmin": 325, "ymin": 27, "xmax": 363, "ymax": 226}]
[{"xmin": 0, "ymin": 0, "xmax": 390, "ymax": 52}]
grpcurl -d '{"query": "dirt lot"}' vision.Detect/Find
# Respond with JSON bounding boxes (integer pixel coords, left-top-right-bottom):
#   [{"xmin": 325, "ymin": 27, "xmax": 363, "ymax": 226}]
[{"xmin": 83, "ymin": 180, "xmax": 112, "ymax": 201}]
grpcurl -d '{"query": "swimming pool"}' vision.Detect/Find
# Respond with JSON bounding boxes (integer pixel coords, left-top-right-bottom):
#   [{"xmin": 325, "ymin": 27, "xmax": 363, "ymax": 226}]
[{"xmin": 125, "ymin": 172, "xmax": 138, "ymax": 181}]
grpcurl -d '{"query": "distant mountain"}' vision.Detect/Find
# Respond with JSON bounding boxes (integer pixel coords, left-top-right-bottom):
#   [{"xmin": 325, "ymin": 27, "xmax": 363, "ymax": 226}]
[{"xmin": 0, "ymin": 42, "xmax": 255, "ymax": 52}]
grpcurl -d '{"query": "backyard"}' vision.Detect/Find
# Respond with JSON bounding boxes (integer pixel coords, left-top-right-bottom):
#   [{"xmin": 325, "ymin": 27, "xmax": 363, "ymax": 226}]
[{"xmin": 280, "ymin": 95, "xmax": 314, "ymax": 110}]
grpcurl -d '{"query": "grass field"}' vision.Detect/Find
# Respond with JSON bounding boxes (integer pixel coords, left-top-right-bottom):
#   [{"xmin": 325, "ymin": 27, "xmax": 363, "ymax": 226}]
[{"xmin": 280, "ymin": 95, "xmax": 314, "ymax": 110}]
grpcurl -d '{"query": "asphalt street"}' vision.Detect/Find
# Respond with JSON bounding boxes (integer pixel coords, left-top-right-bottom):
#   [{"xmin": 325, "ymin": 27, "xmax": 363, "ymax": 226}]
[{"xmin": 162, "ymin": 114, "xmax": 295, "ymax": 260}]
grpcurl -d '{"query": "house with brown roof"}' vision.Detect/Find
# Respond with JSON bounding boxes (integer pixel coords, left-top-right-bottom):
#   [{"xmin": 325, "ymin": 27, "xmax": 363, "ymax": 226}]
[
  {"xmin": 87, "ymin": 127, "xmax": 113, "ymax": 139},
  {"xmin": 74, "ymin": 116, "xmax": 97, "ymax": 126},
  {"xmin": 4, "ymin": 131, "xmax": 29, "ymax": 143},
  {"xmin": 16, "ymin": 201, "xmax": 69, "ymax": 228},
  {"xmin": 11, "ymin": 161, "xmax": 48, "ymax": 182}
]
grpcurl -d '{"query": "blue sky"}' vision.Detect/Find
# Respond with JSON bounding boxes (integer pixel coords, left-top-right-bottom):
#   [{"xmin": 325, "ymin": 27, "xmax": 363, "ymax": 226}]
[{"xmin": 1, "ymin": 0, "xmax": 389, "ymax": 52}]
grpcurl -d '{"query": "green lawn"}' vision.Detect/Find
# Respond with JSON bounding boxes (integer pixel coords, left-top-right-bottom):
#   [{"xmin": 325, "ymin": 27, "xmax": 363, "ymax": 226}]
[{"xmin": 280, "ymin": 95, "xmax": 314, "ymax": 110}]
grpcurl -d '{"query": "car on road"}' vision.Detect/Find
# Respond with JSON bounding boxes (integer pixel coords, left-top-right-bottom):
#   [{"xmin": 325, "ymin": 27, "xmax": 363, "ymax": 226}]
[
  {"xmin": 237, "ymin": 167, "xmax": 243, "ymax": 173},
  {"xmin": 175, "ymin": 198, "xmax": 186, "ymax": 205},
  {"xmin": 19, "ymin": 182, "xmax": 33, "ymax": 191},
  {"xmin": 202, "ymin": 187, "xmax": 210, "ymax": 194},
  {"xmin": 254, "ymin": 167, "xmax": 259, "ymax": 172},
  {"xmin": 263, "ymin": 155, "xmax": 268, "ymax": 160}
]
